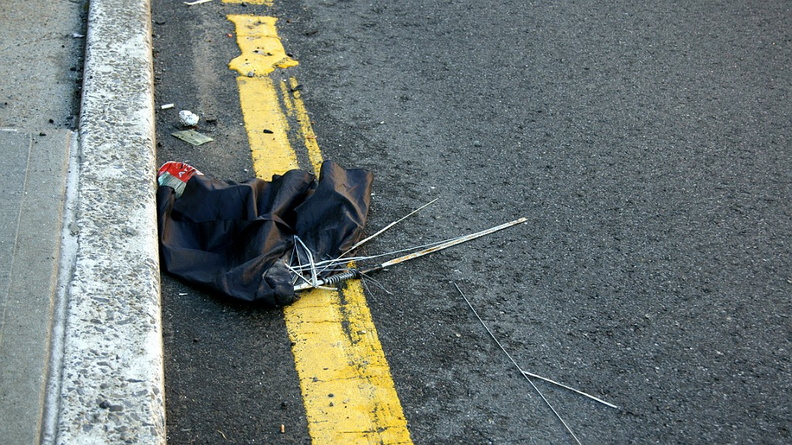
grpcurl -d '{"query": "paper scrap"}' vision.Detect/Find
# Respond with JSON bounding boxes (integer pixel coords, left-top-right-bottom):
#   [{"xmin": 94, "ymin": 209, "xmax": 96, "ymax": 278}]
[{"xmin": 172, "ymin": 130, "xmax": 213, "ymax": 146}]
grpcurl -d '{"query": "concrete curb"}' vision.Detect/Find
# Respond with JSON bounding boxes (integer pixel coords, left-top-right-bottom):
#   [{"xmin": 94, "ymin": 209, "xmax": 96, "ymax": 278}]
[{"xmin": 51, "ymin": 0, "xmax": 165, "ymax": 443}]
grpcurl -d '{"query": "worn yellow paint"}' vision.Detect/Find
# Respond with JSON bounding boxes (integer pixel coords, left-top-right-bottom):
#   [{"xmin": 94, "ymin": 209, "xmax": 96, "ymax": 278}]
[
  {"xmin": 229, "ymin": 15, "xmax": 413, "ymax": 444},
  {"xmin": 237, "ymin": 77, "xmax": 298, "ymax": 178},
  {"xmin": 287, "ymin": 77, "xmax": 325, "ymax": 175},
  {"xmin": 278, "ymin": 79, "xmax": 295, "ymax": 115},
  {"xmin": 228, "ymin": 15, "xmax": 298, "ymax": 77},
  {"xmin": 229, "ymin": 15, "xmax": 299, "ymax": 178},
  {"xmin": 284, "ymin": 286, "xmax": 413, "ymax": 444}
]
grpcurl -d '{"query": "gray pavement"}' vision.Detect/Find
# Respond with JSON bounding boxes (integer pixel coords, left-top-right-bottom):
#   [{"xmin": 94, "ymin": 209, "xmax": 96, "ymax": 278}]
[
  {"xmin": 0, "ymin": 0, "xmax": 164, "ymax": 443},
  {"xmin": 154, "ymin": 1, "xmax": 790, "ymax": 443},
  {"xmin": 0, "ymin": 1, "xmax": 82, "ymax": 442},
  {"xmin": 0, "ymin": 129, "xmax": 71, "ymax": 444}
]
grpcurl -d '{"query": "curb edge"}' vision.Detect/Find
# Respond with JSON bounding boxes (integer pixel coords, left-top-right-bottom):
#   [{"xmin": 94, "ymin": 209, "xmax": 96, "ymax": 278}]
[{"xmin": 52, "ymin": 0, "xmax": 165, "ymax": 443}]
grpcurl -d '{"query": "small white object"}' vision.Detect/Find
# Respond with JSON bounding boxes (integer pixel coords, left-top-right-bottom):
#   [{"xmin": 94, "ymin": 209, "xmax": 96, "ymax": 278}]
[
  {"xmin": 161, "ymin": 103, "xmax": 175, "ymax": 110},
  {"xmin": 178, "ymin": 110, "xmax": 199, "ymax": 127}
]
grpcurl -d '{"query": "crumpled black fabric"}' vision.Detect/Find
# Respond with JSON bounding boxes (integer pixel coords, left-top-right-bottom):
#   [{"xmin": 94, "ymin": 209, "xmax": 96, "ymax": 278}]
[{"xmin": 157, "ymin": 160, "xmax": 373, "ymax": 307}]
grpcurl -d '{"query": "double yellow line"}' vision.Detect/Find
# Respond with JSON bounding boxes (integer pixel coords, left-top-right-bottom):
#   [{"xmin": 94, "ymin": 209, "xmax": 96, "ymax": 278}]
[{"xmin": 227, "ymin": 14, "xmax": 412, "ymax": 444}]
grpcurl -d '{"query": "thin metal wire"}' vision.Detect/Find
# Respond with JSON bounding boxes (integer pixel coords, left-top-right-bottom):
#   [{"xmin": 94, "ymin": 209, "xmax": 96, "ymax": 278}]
[
  {"xmin": 296, "ymin": 236, "xmax": 319, "ymax": 286},
  {"xmin": 339, "ymin": 198, "xmax": 439, "ymax": 258},
  {"xmin": 289, "ymin": 220, "xmax": 516, "ymax": 275},
  {"xmin": 291, "ymin": 218, "xmax": 528, "ymax": 291},
  {"xmin": 285, "ymin": 262, "xmax": 321, "ymax": 288},
  {"xmin": 454, "ymin": 283, "xmax": 583, "ymax": 445},
  {"xmin": 358, "ymin": 270, "xmax": 393, "ymax": 295},
  {"xmin": 293, "ymin": 200, "xmax": 438, "ymax": 281},
  {"xmin": 287, "ymin": 236, "xmax": 469, "ymax": 285},
  {"xmin": 291, "ymin": 219, "xmax": 521, "ymax": 276},
  {"xmin": 288, "ymin": 243, "xmax": 303, "ymax": 286},
  {"xmin": 521, "ymin": 371, "xmax": 619, "ymax": 410},
  {"xmin": 288, "ymin": 237, "xmax": 457, "ymax": 274}
]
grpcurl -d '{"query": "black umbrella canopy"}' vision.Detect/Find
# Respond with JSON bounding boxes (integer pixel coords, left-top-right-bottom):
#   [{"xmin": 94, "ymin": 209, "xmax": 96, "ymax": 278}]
[{"xmin": 157, "ymin": 160, "xmax": 373, "ymax": 307}]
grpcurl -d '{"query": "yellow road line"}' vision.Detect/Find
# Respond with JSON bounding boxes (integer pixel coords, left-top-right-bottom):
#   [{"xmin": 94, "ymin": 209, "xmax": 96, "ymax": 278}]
[
  {"xmin": 284, "ymin": 77, "xmax": 324, "ymax": 174},
  {"xmin": 237, "ymin": 77, "xmax": 298, "ymax": 177},
  {"xmin": 228, "ymin": 15, "xmax": 297, "ymax": 77},
  {"xmin": 228, "ymin": 14, "xmax": 413, "ymax": 444},
  {"xmin": 229, "ymin": 15, "xmax": 300, "ymax": 176},
  {"xmin": 286, "ymin": 286, "xmax": 412, "ymax": 444}
]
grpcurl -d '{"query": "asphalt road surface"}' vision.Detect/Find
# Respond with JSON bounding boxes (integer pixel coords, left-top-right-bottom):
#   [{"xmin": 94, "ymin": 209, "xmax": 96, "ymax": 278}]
[{"xmin": 153, "ymin": 1, "xmax": 791, "ymax": 443}]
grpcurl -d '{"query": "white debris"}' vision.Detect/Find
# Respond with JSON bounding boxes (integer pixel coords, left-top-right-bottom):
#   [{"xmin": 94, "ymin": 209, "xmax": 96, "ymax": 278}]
[{"xmin": 178, "ymin": 110, "xmax": 199, "ymax": 127}]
